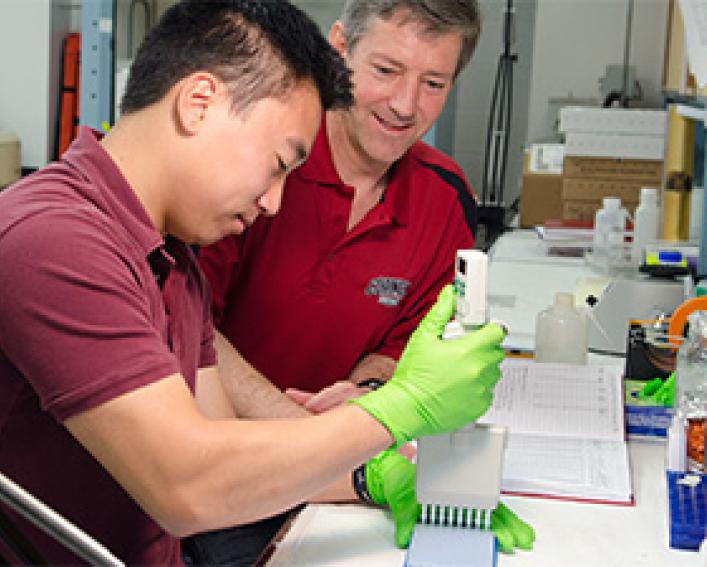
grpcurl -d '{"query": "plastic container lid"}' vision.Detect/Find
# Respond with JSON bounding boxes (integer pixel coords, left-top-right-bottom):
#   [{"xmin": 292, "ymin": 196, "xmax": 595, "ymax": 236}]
[
  {"xmin": 554, "ymin": 292, "xmax": 574, "ymax": 307},
  {"xmin": 640, "ymin": 187, "xmax": 657, "ymax": 202},
  {"xmin": 602, "ymin": 197, "xmax": 621, "ymax": 209}
]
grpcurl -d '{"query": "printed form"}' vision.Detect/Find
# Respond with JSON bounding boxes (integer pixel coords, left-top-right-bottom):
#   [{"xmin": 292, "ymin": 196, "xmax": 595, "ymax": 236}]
[{"xmin": 479, "ymin": 360, "xmax": 633, "ymax": 503}]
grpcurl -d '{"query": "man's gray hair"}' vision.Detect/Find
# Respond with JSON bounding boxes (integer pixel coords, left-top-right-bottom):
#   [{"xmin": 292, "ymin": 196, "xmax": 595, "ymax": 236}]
[{"xmin": 340, "ymin": 0, "xmax": 481, "ymax": 77}]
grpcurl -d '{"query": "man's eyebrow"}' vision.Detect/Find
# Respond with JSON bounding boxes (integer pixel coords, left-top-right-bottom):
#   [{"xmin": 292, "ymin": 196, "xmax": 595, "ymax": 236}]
[
  {"xmin": 369, "ymin": 53, "xmax": 454, "ymax": 79},
  {"xmin": 369, "ymin": 53, "xmax": 403, "ymax": 69}
]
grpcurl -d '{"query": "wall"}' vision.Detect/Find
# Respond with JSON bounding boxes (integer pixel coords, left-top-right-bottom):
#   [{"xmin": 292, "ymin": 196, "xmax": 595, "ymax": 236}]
[
  {"xmin": 297, "ymin": 1, "xmax": 670, "ymax": 211},
  {"xmin": 453, "ymin": 0, "xmax": 536, "ymax": 208},
  {"xmin": 293, "ymin": 0, "xmax": 344, "ymax": 32},
  {"xmin": 0, "ymin": 0, "xmax": 79, "ymax": 168},
  {"xmin": 526, "ymin": 0, "xmax": 669, "ymax": 144},
  {"xmin": 17, "ymin": 1, "xmax": 668, "ymax": 192}
]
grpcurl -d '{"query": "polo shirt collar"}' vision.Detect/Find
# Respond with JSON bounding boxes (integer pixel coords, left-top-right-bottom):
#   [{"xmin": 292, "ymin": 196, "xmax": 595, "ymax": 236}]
[
  {"xmin": 295, "ymin": 114, "xmax": 341, "ymax": 186},
  {"xmin": 63, "ymin": 127, "xmax": 166, "ymax": 258},
  {"xmin": 294, "ymin": 115, "xmax": 411, "ymax": 227}
]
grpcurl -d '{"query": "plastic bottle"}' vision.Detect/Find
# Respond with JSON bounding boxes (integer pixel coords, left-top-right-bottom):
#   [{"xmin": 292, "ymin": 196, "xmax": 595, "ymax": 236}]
[
  {"xmin": 534, "ymin": 292, "xmax": 588, "ymax": 364},
  {"xmin": 674, "ymin": 310, "xmax": 707, "ymax": 472},
  {"xmin": 592, "ymin": 197, "xmax": 627, "ymax": 266},
  {"xmin": 631, "ymin": 187, "xmax": 659, "ymax": 266}
]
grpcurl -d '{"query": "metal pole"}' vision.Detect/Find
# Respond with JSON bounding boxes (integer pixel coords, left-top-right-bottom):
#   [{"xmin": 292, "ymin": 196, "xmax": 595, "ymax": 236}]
[
  {"xmin": 621, "ymin": 0, "xmax": 634, "ymax": 106},
  {"xmin": 0, "ymin": 472, "xmax": 124, "ymax": 566}
]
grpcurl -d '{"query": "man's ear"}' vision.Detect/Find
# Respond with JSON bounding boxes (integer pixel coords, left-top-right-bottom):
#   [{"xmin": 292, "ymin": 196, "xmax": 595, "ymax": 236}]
[
  {"xmin": 328, "ymin": 20, "xmax": 348, "ymax": 59},
  {"xmin": 174, "ymin": 72, "xmax": 220, "ymax": 135}
]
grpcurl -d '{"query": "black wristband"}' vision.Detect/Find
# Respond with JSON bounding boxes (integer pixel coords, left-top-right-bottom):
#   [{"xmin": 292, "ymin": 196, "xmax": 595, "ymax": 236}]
[
  {"xmin": 352, "ymin": 464, "xmax": 376, "ymax": 504},
  {"xmin": 356, "ymin": 378, "xmax": 386, "ymax": 390}
]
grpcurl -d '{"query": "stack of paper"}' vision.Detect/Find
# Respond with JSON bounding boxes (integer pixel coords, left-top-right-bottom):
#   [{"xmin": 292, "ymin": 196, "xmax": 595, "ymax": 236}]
[{"xmin": 479, "ymin": 359, "xmax": 634, "ymax": 504}]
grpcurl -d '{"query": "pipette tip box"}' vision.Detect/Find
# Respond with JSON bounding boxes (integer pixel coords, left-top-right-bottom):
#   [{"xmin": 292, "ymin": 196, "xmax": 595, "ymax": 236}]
[{"xmin": 404, "ymin": 523, "xmax": 497, "ymax": 567}]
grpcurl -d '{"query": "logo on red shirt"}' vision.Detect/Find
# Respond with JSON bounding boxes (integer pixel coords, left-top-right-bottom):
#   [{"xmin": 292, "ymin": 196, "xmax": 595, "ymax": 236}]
[{"xmin": 365, "ymin": 277, "xmax": 411, "ymax": 307}]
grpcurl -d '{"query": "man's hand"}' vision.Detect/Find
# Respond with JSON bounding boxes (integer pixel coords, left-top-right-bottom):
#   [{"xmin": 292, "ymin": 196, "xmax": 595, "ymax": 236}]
[
  {"xmin": 286, "ymin": 381, "xmax": 368, "ymax": 413},
  {"xmin": 364, "ymin": 450, "xmax": 535, "ymax": 551},
  {"xmin": 351, "ymin": 285, "xmax": 505, "ymax": 444},
  {"xmin": 491, "ymin": 502, "xmax": 535, "ymax": 553},
  {"xmin": 363, "ymin": 449, "xmax": 418, "ymax": 548}
]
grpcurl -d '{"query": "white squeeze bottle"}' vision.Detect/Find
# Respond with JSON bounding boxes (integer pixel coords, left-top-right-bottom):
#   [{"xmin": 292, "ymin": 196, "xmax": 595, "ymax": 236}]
[
  {"xmin": 632, "ymin": 187, "xmax": 659, "ymax": 266},
  {"xmin": 534, "ymin": 292, "xmax": 588, "ymax": 364},
  {"xmin": 593, "ymin": 197, "xmax": 626, "ymax": 265}
]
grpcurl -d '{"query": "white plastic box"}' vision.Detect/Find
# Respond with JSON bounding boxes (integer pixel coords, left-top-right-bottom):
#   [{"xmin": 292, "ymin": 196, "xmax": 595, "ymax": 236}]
[
  {"xmin": 564, "ymin": 132, "xmax": 665, "ymax": 160},
  {"xmin": 559, "ymin": 106, "xmax": 667, "ymax": 136}
]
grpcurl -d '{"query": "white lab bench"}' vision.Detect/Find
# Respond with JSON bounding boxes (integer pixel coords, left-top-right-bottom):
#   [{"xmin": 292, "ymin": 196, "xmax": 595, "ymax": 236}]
[{"xmin": 265, "ymin": 229, "xmax": 705, "ymax": 567}]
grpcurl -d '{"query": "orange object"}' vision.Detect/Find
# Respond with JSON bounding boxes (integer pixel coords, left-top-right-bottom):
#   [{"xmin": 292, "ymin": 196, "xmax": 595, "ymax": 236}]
[
  {"xmin": 57, "ymin": 33, "xmax": 81, "ymax": 158},
  {"xmin": 668, "ymin": 296, "xmax": 707, "ymax": 348}
]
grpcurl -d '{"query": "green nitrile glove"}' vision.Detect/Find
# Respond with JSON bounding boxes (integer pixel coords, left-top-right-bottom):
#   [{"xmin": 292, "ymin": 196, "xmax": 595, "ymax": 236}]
[
  {"xmin": 491, "ymin": 501, "xmax": 536, "ymax": 553},
  {"xmin": 638, "ymin": 373, "xmax": 675, "ymax": 407},
  {"xmin": 351, "ymin": 285, "xmax": 505, "ymax": 444},
  {"xmin": 364, "ymin": 450, "xmax": 536, "ymax": 552},
  {"xmin": 637, "ymin": 377, "xmax": 663, "ymax": 399},
  {"xmin": 655, "ymin": 373, "xmax": 675, "ymax": 407},
  {"xmin": 364, "ymin": 449, "xmax": 419, "ymax": 548}
]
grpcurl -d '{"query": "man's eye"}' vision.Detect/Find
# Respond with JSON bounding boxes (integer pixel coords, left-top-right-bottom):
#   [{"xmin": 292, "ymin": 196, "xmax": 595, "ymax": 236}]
[
  {"xmin": 426, "ymin": 80, "xmax": 446, "ymax": 90},
  {"xmin": 374, "ymin": 65, "xmax": 394, "ymax": 75}
]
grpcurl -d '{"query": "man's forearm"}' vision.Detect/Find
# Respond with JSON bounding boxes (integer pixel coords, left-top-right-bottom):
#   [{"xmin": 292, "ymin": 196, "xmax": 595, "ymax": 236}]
[
  {"xmin": 214, "ymin": 331, "xmax": 309, "ymax": 419},
  {"xmin": 309, "ymin": 475, "xmax": 357, "ymax": 503},
  {"xmin": 348, "ymin": 353, "xmax": 396, "ymax": 384}
]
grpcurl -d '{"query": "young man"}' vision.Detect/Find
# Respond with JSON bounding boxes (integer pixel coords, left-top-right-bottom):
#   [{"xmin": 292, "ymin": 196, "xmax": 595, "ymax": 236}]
[
  {"xmin": 197, "ymin": 0, "xmax": 533, "ymax": 564},
  {"xmin": 0, "ymin": 1, "xmax": 506, "ymax": 565}
]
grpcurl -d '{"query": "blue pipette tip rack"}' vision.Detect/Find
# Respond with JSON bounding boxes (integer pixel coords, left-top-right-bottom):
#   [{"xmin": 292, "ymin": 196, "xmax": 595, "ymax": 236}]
[{"xmin": 666, "ymin": 471, "xmax": 706, "ymax": 550}]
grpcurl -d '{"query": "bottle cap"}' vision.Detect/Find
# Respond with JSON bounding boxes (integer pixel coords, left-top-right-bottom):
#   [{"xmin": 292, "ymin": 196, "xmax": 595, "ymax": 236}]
[
  {"xmin": 602, "ymin": 197, "xmax": 621, "ymax": 209},
  {"xmin": 554, "ymin": 292, "xmax": 574, "ymax": 307},
  {"xmin": 640, "ymin": 187, "xmax": 657, "ymax": 202},
  {"xmin": 695, "ymin": 279, "xmax": 707, "ymax": 297}
]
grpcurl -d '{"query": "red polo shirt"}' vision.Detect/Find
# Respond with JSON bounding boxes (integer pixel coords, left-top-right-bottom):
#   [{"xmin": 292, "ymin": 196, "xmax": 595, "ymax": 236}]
[
  {"xmin": 0, "ymin": 127, "xmax": 216, "ymax": 565},
  {"xmin": 200, "ymin": 116, "xmax": 476, "ymax": 392}
]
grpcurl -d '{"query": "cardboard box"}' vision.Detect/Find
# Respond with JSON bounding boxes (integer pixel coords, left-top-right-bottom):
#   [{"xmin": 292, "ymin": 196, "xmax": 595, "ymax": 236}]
[
  {"xmin": 562, "ymin": 178, "xmax": 652, "ymax": 205},
  {"xmin": 562, "ymin": 199, "xmax": 638, "ymax": 221},
  {"xmin": 563, "ymin": 156, "xmax": 663, "ymax": 181},
  {"xmin": 0, "ymin": 131, "xmax": 21, "ymax": 188},
  {"xmin": 519, "ymin": 155, "xmax": 563, "ymax": 227}
]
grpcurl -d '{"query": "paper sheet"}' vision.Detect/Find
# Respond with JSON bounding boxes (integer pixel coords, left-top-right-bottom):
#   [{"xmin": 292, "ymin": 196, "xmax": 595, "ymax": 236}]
[
  {"xmin": 678, "ymin": 0, "xmax": 707, "ymax": 88},
  {"xmin": 480, "ymin": 361, "xmax": 624, "ymax": 440},
  {"xmin": 500, "ymin": 435, "xmax": 632, "ymax": 501}
]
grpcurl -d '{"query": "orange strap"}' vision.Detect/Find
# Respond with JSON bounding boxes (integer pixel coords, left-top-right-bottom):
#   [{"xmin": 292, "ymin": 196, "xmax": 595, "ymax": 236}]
[{"xmin": 668, "ymin": 296, "xmax": 707, "ymax": 347}]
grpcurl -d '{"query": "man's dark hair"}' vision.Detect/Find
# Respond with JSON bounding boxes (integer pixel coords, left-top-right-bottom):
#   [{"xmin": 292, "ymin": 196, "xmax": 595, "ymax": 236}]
[{"xmin": 121, "ymin": 0, "xmax": 353, "ymax": 115}]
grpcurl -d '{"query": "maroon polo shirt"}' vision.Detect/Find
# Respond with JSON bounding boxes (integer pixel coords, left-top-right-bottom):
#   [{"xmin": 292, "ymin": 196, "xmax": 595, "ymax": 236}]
[
  {"xmin": 200, "ymin": 115, "xmax": 477, "ymax": 393},
  {"xmin": 0, "ymin": 127, "xmax": 216, "ymax": 565}
]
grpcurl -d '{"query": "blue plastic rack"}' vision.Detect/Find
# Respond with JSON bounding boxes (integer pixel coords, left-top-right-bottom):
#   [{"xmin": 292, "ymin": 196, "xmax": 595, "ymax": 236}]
[{"xmin": 667, "ymin": 471, "xmax": 706, "ymax": 550}]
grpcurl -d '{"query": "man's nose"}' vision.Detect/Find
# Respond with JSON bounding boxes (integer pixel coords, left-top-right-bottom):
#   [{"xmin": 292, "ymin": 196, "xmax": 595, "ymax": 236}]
[
  {"xmin": 388, "ymin": 76, "xmax": 419, "ymax": 120},
  {"xmin": 257, "ymin": 178, "xmax": 285, "ymax": 217}
]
